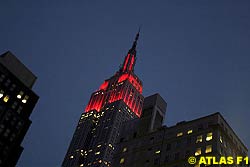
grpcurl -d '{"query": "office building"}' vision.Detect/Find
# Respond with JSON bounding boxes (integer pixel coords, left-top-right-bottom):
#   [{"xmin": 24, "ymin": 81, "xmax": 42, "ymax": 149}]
[
  {"xmin": 0, "ymin": 51, "xmax": 39, "ymax": 167},
  {"xmin": 113, "ymin": 94, "xmax": 248, "ymax": 167}
]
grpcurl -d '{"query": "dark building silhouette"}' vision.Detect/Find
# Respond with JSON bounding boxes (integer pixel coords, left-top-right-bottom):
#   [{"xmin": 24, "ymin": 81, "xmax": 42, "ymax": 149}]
[
  {"xmin": 0, "ymin": 51, "xmax": 39, "ymax": 167},
  {"xmin": 62, "ymin": 33, "xmax": 248, "ymax": 167},
  {"xmin": 113, "ymin": 94, "xmax": 248, "ymax": 167},
  {"xmin": 62, "ymin": 31, "xmax": 144, "ymax": 167}
]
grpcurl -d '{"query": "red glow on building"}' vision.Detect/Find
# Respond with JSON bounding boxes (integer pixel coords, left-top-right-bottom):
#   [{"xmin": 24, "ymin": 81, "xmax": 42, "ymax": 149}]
[
  {"xmin": 118, "ymin": 74, "xmax": 142, "ymax": 94},
  {"xmin": 123, "ymin": 54, "xmax": 130, "ymax": 72},
  {"xmin": 128, "ymin": 55, "xmax": 135, "ymax": 71},
  {"xmin": 85, "ymin": 31, "xmax": 143, "ymax": 117},
  {"xmin": 99, "ymin": 80, "xmax": 109, "ymax": 90},
  {"xmin": 85, "ymin": 91, "xmax": 106, "ymax": 112}
]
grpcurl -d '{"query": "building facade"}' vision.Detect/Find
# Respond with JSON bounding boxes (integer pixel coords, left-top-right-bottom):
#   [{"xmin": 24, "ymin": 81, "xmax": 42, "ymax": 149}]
[
  {"xmin": 62, "ymin": 31, "xmax": 144, "ymax": 167},
  {"xmin": 113, "ymin": 94, "xmax": 248, "ymax": 167},
  {"xmin": 0, "ymin": 51, "xmax": 39, "ymax": 167}
]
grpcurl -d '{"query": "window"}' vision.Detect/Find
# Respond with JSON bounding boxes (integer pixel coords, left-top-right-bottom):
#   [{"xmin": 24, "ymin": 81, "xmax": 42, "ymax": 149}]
[
  {"xmin": 196, "ymin": 135, "xmax": 202, "ymax": 143},
  {"xmin": 206, "ymin": 132, "xmax": 212, "ymax": 141},
  {"xmin": 177, "ymin": 132, "xmax": 183, "ymax": 137},
  {"xmin": 5, "ymin": 79, "xmax": 11, "ymax": 87},
  {"xmin": 12, "ymin": 101, "xmax": 18, "ymax": 109},
  {"xmin": 155, "ymin": 150, "xmax": 161, "ymax": 154},
  {"xmin": 3, "ymin": 95, "xmax": 9, "ymax": 102},
  {"xmin": 17, "ymin": 91, "xmax": 24, "ymax": 99},
  {"xmin": 187, "ymin": 129, "xmax": 193, "ymax": 134},
  {"xmin": 95, "ymin": 151, "xmax": 100, "ymax": 155},
  {"xmin": 120, "ymin": 158, "xmax": 125, "ymax": 164},
  {"xmin": 0, "ymin": 74, "xmax": 5, "ymax": 82},
  {"xmin": 220, "ymin": 136, "xmax": 223, "ymax": 143},
  {"xmin": 122, "ymin": 147, "xmax": 127, "ymax": 152},
  {"xmin": 0, "ymin": 90, "xmax": 4, "ymax": 98},
  {"xmin": 195, "ymin": 148, "xmax": 201, "ymax": 156},
  {"xmin": 22, "ymin": 95, "xmax": 29, "ymax": 103},
  {"xmin": 205, "ymin": 145, "xmax": 212, "ymax": 153},
  {"xmin": 17, "ymin": 106, "xmax": 23, "ymax": 114}
]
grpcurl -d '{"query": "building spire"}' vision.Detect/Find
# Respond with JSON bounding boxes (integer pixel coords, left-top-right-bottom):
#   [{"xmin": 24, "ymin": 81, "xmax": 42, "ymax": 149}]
[
  {"xmin": 130, "ymin": 27, "xmax": 140, "ymax": 53},
  {"xmin": 120, "ymin": 29, "xmax": 140, "ymax": 73}
]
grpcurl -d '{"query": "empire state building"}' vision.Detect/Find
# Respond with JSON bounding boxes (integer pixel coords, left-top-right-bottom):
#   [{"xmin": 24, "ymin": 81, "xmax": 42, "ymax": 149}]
[{"xmin": 62, "ymin": 31, "xmax": 144, "ymax": 167}]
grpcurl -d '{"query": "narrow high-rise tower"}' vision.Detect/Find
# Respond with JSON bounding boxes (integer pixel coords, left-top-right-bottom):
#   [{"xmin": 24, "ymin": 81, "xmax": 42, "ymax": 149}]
[{"xmin": 62, "ymin": 31, "xmax": 144, "ymax": 167}]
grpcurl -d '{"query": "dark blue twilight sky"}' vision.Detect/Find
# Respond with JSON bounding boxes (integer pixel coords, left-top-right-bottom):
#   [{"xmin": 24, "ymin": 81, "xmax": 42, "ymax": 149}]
[{"xmin": 0, "ymin": 1, "xmax": 250, "ymax": 167}]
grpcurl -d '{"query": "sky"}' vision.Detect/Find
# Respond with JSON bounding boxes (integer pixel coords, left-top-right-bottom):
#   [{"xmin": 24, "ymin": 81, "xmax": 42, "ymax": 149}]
[{"xmin": 0, "ymin": 0, "xmax": 250, "ymax": 166}]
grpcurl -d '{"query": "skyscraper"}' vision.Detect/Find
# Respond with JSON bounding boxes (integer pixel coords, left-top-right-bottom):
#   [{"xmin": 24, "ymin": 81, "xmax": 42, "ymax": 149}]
[
  {"xmin": 62, "ymin": 31, "xmax": 144, "ymax": 167},
  {"xmin": 0, "ymin": 51, "xmax": 39, "ymax": 167}
]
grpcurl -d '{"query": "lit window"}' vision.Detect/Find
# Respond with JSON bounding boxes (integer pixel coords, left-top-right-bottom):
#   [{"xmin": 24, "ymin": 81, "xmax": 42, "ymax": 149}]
[
  {"xmin": 17, "ymin": 91, "xmax": 24, "ymax": 99},
  {"xmin": 122, "ymin": 147, "xmax": 127, "ymax": 152},
  {"xmin": 80, "ymin": 164, "xmax": 84, "ymax": 167},
  {"xmin": 22, "ymin": 95, "xmax": 29, "ymax": 103},
  {"xmin": 120, "ymin": 158, "xmax": 125, "ymax": 164},
  {"xmin": 70, "ymin": 155, "xmax": 74, "ymax": 159},
  {"xmin": 206, "ymin": 132, "xmax": 212, "ymax": 141},
  {"xmin": 155, "ymin": 150, "xmax": 161, "ymax": 154},
  {"xmin": 177, "ymin": 132, "xmax": 183, "ymax": 137},
  {"xmin": 195, "ymin": 148, "xmax": 201, "ymax": 156},
  {"xmin": 205, "ymin": 145, "xmax": 212, "ymax": 153},
  {"xmin": 220, "ymin": 136, "xmax": 223, "ymax": 143},
  {"xmin": 97, "ymin": 144, "xmax": 101, "ymax": 147},
  {"xmin": 0, "ymin": 90, "xmax": 4, "ymax": 98},
  {"xmin": 187, "ymin": 129, "xmax": 193, "ymax": 134},
  {"xmin": 3, "ymin": 95, "xmax": 9, "ymax": 102},
  {"xmin": 196, "ymin": 135, "xmax": 202, "ymax": 143},
  {"xmin": 95, "ymin": 151, "xmax": 100, "ymax": 155}
]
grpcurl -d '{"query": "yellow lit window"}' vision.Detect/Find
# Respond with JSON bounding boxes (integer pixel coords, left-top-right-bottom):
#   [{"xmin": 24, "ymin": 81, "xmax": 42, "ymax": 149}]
[
  {"xmin": 95, "ymin": 151, "xmax": 100, "ymax": 155},
  {"xmin": 80, "ymin": 164, "xmax": 84, "ymax": 167},
  {"xmin": 122, "ymin": 147, "xmax": 127, "ymax": 152},
  {"xmin": 177, "ymin": 132, "xmax": 183, "ymax": 137},
  {"xmin": 196, "ymin": 135, "xmax": 202, "ymax": 143},
  {"xmin": 70, "ymin": 155, "xmax": 74, "ymax": 159},
  {"xmin": 195, "ymin": 148, "xmax": 201, "ymax": 156},
  {"xmin": 206, "ymin": 132, "xmax": 212, "ymax": 141},
  {"xmin": 205, "ymin": 145, "xmax": 212, "ymax": 153},
  {"xmin": 0, "ymin": 90, "xmax": 4, "ymax": 98},
  {"xmin": 155, "ymin": 150, "xmax": 161, "ymax": 154},
  {"xmin": 120, "ymin": 158, "xmax": 125, "ymax": 164},
  {"xmin": 3, "ymin": 95, "xmax": 9, "ymax": 102},
  {"xmin": 220, "ymin": 136, "xmax": 223, "ymax": 143},
  {"xmin": 187, "ymin": 129, "xmax": 193, "ymax": 134},
  {"xmin": 17, "ymin": 91, "xmax": 24, "ymax": 99},
  {"xmin": 97, "ymin": 144, "xmax": 101, "ymax": 147}
]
